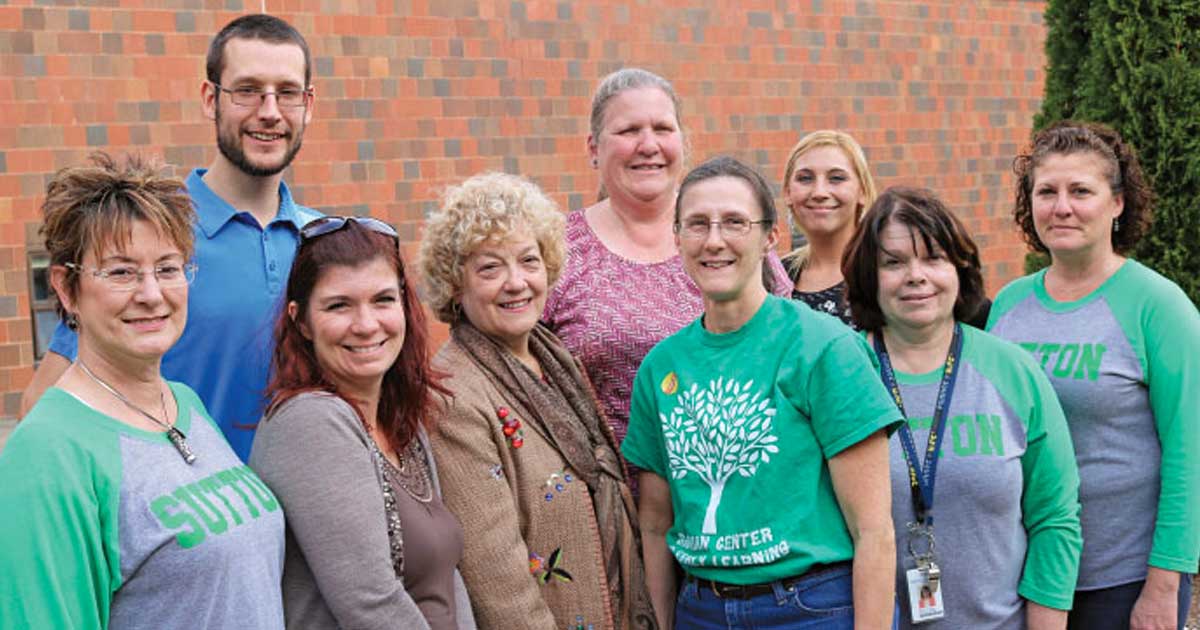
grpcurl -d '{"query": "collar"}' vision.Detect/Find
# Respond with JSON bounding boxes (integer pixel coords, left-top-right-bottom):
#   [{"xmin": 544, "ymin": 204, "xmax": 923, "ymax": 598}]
[{"xmin": 189, "ymin": 169, "xmax": 311, "ymax": 238}]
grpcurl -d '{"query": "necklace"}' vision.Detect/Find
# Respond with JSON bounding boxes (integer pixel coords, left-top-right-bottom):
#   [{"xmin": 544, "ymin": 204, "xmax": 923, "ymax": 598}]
[
  {"xmin": 382, "ymin": 438, "xmax": 433, "ymax": 503},
  {"xmin": 77, "ymin": 361, "xmax": 197, "ymax": 465}
]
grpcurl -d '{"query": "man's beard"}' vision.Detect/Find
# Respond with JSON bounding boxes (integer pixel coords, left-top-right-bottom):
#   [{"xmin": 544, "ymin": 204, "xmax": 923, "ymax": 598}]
[{"xmin": 214, "ymin": 102, "xmax": 304, "ymax": 177}]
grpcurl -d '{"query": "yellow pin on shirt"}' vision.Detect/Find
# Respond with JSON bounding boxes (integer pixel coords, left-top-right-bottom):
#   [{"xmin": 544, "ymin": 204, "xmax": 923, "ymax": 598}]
[{"xmin": 660, "ymin": 372, "xmax": 678, "ymax": 395}]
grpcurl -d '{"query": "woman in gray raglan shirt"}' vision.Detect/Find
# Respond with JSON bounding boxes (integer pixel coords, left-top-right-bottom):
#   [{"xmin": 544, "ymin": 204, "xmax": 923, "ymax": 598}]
[
  {"xmin": 0, "ymin": 154, "xmax": 286, "ymax": 629},
  {"xmin": 249, "ymin": 217, "xmax": 476, "ymax": 630},
  {"xmin": 844, "ymin": 186, "xmax": 1083, "ymax": 629},
  {"xmin": 989, "ymin": 121, "xmax": 1200, "ymax": 630}
]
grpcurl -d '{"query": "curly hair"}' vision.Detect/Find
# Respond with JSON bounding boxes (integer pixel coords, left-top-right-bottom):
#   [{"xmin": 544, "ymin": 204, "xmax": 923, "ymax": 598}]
[
  {"xmin": 1012, "ymin": 120, "xmax": 1153, "ymax": 255},
  {"xmin": 40, "ymin": 152, "xmax": 195, "ymax": 322},
  {"xmin": 780, "ymin": 130, "xmax": 878, "ymax": 265},
  {"xmin": 843, "ymin": 186, "xmax": 986, "ymax": 332},
  {"xmin": 418, "ymin": 172, "xmax": 566, "ymax": 323}
]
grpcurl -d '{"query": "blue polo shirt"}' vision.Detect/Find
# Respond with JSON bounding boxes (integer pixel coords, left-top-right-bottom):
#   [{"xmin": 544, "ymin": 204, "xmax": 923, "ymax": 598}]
[{"xmin": 48, "ymin": 169, "xmax": 321, "ymax": 460}]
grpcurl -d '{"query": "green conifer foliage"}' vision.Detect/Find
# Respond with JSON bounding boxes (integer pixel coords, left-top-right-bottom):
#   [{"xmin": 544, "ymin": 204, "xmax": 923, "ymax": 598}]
[{"xmin": 1035, "ymin": 0, "xmax": 1200, "ymax": 304}]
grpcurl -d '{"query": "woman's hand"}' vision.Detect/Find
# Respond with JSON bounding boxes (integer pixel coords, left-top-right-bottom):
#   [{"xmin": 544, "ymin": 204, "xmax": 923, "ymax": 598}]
[
  {"xmin": 1130, "ymin": 567, "xmax": 1180, "ymax": 630},
  {"xmin": 828, "ymin": 429, "xmax": 896, "ymax": 630}
]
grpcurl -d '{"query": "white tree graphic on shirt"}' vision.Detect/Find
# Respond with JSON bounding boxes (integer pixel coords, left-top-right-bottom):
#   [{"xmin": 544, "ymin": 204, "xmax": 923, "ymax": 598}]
[{"xmin": 661, "ymin": 377, "xmax": 779, "ymax": 534}]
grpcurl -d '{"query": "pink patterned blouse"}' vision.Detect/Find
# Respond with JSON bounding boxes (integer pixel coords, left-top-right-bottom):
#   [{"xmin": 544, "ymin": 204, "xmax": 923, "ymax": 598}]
[{"xmin": 542, "ymin": 209, "xmax": 792, "ymax": 481}]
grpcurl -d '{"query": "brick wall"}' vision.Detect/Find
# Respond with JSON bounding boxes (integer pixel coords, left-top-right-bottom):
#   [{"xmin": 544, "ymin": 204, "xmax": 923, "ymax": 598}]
[{"xmin": 0, "ymin": 0, "xmax": 1046, "ymax": 417}]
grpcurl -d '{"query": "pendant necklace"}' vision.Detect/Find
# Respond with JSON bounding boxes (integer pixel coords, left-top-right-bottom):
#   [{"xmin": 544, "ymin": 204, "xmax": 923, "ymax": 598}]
[{"xmin": 77, "ymin": 361, "xmax": 197, "ymax": 464}]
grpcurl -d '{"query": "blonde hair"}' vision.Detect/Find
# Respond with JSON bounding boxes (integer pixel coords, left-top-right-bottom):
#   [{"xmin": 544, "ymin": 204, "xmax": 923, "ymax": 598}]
[
  {"xmin": 780, "ymin": 130, "xmax": 877, "ymax": 265},
  {"xmin": 418, "ymin": 172, "xmax": 566, "ymax": 323}
]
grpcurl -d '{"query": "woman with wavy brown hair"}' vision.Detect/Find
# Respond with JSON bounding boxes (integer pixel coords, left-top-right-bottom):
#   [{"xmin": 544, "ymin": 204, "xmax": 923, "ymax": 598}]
[
  {"xmin": 989, "ymin": 121, "xmax": 1200, "ymax": 630},
  {"xmin": 250, "ymin": 216, "xmax": 476, "ymax": 630}
]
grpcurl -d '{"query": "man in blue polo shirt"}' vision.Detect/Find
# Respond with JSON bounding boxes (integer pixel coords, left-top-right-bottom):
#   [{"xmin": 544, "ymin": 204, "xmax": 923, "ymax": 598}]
[{"xmin": 21, "ymin": 14, "xmax": 321, "ymax": 460}]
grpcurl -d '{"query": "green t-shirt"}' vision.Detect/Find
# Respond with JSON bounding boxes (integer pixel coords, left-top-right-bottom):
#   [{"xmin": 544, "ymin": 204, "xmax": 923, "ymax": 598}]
[{"xmin": 623, "ymin": 295, "xmax": 902, "ymax": 584}]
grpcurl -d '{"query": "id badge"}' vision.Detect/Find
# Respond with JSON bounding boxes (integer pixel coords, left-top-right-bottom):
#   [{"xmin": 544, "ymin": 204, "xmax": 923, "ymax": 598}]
[{"xmin": 905, "ymin": 567, "xmax": 946, "ymax": 624}]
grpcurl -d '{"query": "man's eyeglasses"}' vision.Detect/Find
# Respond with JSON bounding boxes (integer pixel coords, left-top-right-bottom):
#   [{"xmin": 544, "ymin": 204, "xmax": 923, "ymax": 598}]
[
  {"xmin": 676, "ymin": 217, "xmax": 771, "ymax": 240},
  {"xmin": 65, "ymin": 261, "xmax": 198, "ymax": 291},
  {"xmin": 211, "ymin": 82, "xmax": 312, "ymax": 109},
  {"xmin": 300, "ymin": 216, "xmax": 399, "ymax": 244}
]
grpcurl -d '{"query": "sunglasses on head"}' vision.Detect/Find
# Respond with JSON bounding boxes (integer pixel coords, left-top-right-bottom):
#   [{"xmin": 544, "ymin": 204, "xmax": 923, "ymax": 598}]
[{"xmin": 299, "ymin": 216, "xmax": 398, "ymax": 244}]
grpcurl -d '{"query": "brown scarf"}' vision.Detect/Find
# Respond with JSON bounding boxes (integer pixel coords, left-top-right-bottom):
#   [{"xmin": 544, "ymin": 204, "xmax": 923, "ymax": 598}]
[{"xmin": 451, "ymin": 321, "xmax": 658, "ymax": 630}]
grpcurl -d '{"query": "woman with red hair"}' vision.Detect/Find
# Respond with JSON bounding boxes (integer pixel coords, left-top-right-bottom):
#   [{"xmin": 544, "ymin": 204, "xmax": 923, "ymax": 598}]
[{"xmin": 249, "ymin": 217, "xmax": 476, "ymax": 630}]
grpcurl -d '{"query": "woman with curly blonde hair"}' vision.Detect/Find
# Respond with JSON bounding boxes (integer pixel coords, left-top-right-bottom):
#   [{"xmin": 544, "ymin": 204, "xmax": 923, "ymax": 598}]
[{"xmin": 419, "ymin": 172, "xmax": 656, "ymax": 630}]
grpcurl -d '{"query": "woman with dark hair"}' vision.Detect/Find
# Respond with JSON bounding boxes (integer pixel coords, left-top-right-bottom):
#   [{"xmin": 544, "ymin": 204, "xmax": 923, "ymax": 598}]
[
  {"xmin": 989, "ymin": 121, "xmax": 1200, "ymax": 630},
  {"xmin": 0, "ymin": 153, "xmax": 286, "ymax": 629},
  {"xmin": 624, "ymin": 156, "xmax": 901, "ymax": 629},
  {"xmin": 249, "ymin": 217, "xmax": 476, "ymax": 630},
  {"xmin": 843, "ymin": 186, "xmax": 1082, "ymax": 629}
]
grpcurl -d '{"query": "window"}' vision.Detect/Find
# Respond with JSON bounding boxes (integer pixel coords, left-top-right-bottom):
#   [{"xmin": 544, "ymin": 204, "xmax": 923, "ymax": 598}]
[{"xmin": 27, "ymin": 252, "xmax": 59, "ymax": 362}]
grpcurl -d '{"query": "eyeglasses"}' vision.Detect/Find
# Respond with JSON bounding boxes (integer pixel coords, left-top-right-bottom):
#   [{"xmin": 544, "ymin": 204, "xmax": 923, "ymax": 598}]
[
  {"xmin": 211, "ymin": 82, "xmax": 312, "ymax": 109},
  {"xmin": 676, "ymin": 217, "xmax": 771, "ymax": 240},
  {"xmin": 65, "ymin": 261, "xmax": 198, "ymax": 291},
  {"xmin": 300, "ymin": 216, "xmax": 399, "ymax": 244}
]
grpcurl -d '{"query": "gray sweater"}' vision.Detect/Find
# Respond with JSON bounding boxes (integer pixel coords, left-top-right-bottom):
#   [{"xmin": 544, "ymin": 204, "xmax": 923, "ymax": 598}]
[{"xmin": 250, "ymin": 392, "xmax": 476, "ymax": 630}]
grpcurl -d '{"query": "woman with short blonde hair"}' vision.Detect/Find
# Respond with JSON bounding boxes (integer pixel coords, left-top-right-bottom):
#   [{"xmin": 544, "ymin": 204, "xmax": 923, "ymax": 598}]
[{"xmin": 421, "ymin": 172, "xmax": 656, "ymax": 630}]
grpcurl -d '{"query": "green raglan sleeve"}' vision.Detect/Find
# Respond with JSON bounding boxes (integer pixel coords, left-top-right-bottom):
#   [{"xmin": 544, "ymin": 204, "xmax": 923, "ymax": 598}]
[
  {"xmin": 621, "ymin": 352, "xmax": 670, "ymax": 478},
  {"xmin": 0, "ymin": 402, "xmax": 123, "ymax": 629},
  {"xmin": 1137, "ymin": 279, "xmax": 1200, "ymax": 572},
  {"xmin": 986, "ymin": 273, "xmax": 1039, "ymax": 331},
  {"xmin": 1012, "ymin": 355, "xmax": 1083, "ymax": 610}
]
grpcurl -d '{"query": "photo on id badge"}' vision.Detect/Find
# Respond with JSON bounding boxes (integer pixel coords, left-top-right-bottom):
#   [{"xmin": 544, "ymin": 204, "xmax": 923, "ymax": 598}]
[{"xmin": 906, "ymin": 567, "xmax": 945, "ymax": 623}]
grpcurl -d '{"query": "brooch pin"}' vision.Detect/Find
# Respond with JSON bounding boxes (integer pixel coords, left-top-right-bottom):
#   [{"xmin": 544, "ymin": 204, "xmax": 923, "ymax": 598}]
[
  {"xmin": 497, "ymin": 407, "xmax": 524, "ymax": 448},
  {"xmin": 528, "ymin": 547, "xmax": 573, "ymax": 584},
  {"xmin": 488, "ymin": 464, "xmax": 504, "ymax": 480}
]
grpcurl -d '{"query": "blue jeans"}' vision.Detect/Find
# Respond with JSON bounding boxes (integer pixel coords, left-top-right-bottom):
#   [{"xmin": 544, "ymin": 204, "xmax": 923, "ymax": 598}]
[
  {"xmin": 674, "ymin": 564, "xmax": 900, "ymax": 630},
  {"xmin": 1067, "ymin": 573, "xmax": 1193, "ymax": 630}
]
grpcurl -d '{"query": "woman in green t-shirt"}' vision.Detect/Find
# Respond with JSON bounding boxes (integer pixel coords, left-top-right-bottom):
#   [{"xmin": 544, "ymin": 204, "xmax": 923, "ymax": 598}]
[{"xmin": 623, "ymin": 156, "xmax": 903, "ymax": 629}]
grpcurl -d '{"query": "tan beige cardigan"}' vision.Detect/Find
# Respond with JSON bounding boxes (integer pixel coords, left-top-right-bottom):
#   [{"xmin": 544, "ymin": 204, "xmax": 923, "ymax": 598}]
[{"xmin": 430, "ymin": 338, "xmax": 620, "ymax": 630}]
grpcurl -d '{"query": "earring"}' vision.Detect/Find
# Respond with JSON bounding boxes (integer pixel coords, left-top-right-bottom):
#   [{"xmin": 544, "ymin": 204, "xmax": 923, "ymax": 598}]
[
  {"xmin": 66, "ymin": 312, "xmax": 78, "ymax": 331},
  {"xmin": 450, "ymin": 301, "xmax": 463, "ymax": 321},
  {"xmin": 1113, "ymin": 218, "xmax": 1120, "ymax": 233}
]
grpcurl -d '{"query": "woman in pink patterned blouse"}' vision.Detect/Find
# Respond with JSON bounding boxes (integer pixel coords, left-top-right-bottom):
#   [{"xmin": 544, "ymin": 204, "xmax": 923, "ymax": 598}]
[{"xmin": 541, "ymin": 69, "xmax": 789, "ymax": 490}]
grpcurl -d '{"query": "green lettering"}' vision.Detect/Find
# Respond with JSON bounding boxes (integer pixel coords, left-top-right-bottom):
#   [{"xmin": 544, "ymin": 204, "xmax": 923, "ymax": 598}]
[
  {"xmin": 1073, "ymin": 343, "xmax": 1106, "ymax": 381},
  {"xmin": 1052, "ymin": 344, "xmax": 1079, "ymax": 378},
  {"xmin": 176, "ymin": 484, "xmax": 228, "ymax": 535},
  {"xmin": 906, "ymin": 416, "xmax": 933, "ymax": 430},
  {"xmin": 199, "ymin": 476, "xmax": 243, "ymax": 526},
  {"xmin": 1037, "ymin": 343, "xmax": 1061, "ymax": 370},
  {"xmin": 975, "ymin": 414, "xmax": 1004, "ymax": 456},
  {"xmin": 151, "ymin": 493, "xmax": 207, "ymax": 549},
  {"xmin": 1018, "ymin": 342, "xmax": 1039, "ymax": 354},
  {"xmin": 217, "ymin": 469, "xmax": 261, "ymax": 518},
  {"xmin": 235, "ymin": 466, "xmax": 279, "ymax": 512},
  {"xmin": 951, "ymin": 414, "xmax": 976, "ymax": 456}
]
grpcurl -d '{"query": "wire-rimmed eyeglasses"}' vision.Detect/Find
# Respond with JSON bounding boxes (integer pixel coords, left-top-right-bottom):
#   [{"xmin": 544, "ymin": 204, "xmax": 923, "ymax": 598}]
[
  {"xmin": 65, "ymin": 261, "xmax": 198, "ymax": 291},
  {"xmin": 210, "ymin": 82, "xmax": 312, "ymax": 109}
]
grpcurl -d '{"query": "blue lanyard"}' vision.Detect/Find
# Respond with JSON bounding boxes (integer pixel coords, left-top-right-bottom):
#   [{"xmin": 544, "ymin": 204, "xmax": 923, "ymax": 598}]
[{"xmin": 873, "ymin": 323, "xmax": 963, "ymax": 527}]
